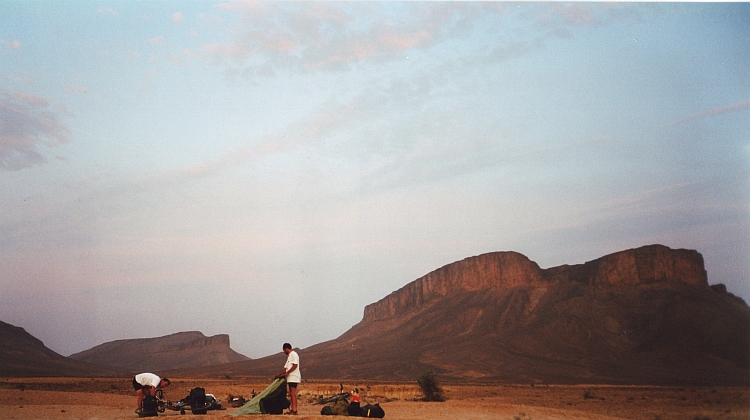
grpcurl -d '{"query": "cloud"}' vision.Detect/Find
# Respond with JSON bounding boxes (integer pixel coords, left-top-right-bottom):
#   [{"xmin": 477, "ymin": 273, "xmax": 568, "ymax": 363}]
[
  {"xmin": 68, "ymin": 84, "xmax": 88, "ymax": 94},
  {"xmin": 2, "ymin": 40, "xmax": 21, "ymax": 51},
  {"xmin": 209, "ymin": 2, "xmax": 486, "ymax": 73},
  {"xmin": 0, "ymin": 88, "xmax": 71, "ymax": 171},
  {"xmin": 2, "ymin": 73, "xmax": 32, "ymax": 84},
  {"xmin": 664, "ymin": 99, "xmax": 750, "ymax": 127},
  {"xmin": 172, "ymin": 12, "xmax": 183, "ymax": 24},
  {"xmin": 207, "ymin": 2, "xmax": 651, "ymax": 78},
  {"xmin": 549, "ymin": 3, "xmax": 597, "ymax": 27},
  {"xmin": 95, "ymin": 7, "xmax": 117, "ymax": 16},
  {"xmin": 148, "ymin": 36, "xmax": 164, "ymax": 44}
]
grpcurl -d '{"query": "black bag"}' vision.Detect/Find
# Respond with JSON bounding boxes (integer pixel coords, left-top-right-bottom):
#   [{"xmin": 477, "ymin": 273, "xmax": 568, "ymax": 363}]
[
  {"xmin": 360, "ymin": 403, "xmax": 385, "ymax": 418},
  {"xmin": 347, "ymin": 400, "xmax": 362, "ymax": 416},
  {"xmin": 189, "ymin": 387, "xmax": 208, "ymax": 414},
  {"xmin": 139, "ymin": 395, "xmax": 159, "ymax": 417},
  {"xmin": 259, "ymin": 384, "xmax": 290, "ymax": 415}
]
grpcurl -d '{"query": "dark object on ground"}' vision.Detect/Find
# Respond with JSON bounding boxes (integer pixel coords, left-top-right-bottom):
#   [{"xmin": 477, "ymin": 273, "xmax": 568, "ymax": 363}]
[
  {"xmin": 347, "ymin": 400, "xmax": 361, "ymax": 416},
  {"xmin": 417, "ymin": 371, "xmax": 445, "ymax": 402},
  {"xmin": 167, "ymin": 387, "xmax": 223, "ymax": 415},
  {"xmin": 321, "ymin": 399, "xmax": 350, "ymax": 415},
  {"xmin": 230, "ymin": 378, "xmax": 289, "ymax": 416},
  {"xmin": 228, "ymin": 395, "xmax": 248, "ymax": 408},
  {"xmin": 361, "ymin": 403, "xmax": 385, "ymax": 418},
  {"xmin": 137, "ymin": 395, "xmax": 160, "ymax": 417}
]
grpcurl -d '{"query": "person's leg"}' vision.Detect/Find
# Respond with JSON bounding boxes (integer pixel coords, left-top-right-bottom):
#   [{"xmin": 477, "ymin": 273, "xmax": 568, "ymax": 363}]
[
  {"xmin": 136, "ymin": 389, "xmax": 144, "ymax": 409},
  {"xmin": 133, "ymin": 378, "xmax": 143, "ymax": 409},
  {"xmin": 289, "ymin": 383, "xmax": 298, "ymax": 413}
]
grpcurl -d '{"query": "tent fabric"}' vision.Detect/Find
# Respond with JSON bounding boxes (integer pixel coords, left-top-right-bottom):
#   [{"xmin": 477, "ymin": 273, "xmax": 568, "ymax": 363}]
[{"xmin": 231, "ymin": 378, "xmax": 287, "ymax": 416}]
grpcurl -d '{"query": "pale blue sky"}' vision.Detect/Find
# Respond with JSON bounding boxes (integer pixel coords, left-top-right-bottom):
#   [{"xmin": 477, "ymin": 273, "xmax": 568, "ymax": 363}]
[{"xmin": 1, "ymin": 2, "xmax": 748, "ymax": 358}]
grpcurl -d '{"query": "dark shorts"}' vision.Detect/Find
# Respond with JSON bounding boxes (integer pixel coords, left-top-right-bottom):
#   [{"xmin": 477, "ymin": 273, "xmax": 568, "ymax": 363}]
[
  {"xmin": 287, "ymin": 382, "xmax": 298, "ymax": 389},
  {"xmin": 133, "ymin": 378, "xmax": 144, "ymax": 391}
]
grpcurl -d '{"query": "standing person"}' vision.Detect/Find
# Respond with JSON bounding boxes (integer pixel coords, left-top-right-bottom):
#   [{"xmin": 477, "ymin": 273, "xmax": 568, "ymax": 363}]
[
  {"xmin": 132, "ymin": 372, "xmax": 170, "ymax": 409},
  {"xmin": 275, "ymin": 343, "xmax": 301, "ymax": 415}
]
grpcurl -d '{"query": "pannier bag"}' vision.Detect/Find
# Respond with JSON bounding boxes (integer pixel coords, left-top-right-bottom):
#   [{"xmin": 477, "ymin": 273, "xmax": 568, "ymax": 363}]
[
  {"xmin": 140, "ymin": 395, "xmax": 159, "ymax": 417},
  {"xmin": 361, "ymin": 403, "xmax": 385, "ymax": 418},
  {"xmin": 189, "ymin": 387, "xmax": 208, "ymax": 414}
]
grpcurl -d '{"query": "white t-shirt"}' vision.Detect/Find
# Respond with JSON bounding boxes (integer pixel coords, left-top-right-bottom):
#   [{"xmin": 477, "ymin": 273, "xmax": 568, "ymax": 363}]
[
  {"xmin": 284, "ymin": 350, "xmax": 301, "ymax": 383},
  {"xmin": 135, "ymin": 373, "xmax": 161, "ymax": 388}
]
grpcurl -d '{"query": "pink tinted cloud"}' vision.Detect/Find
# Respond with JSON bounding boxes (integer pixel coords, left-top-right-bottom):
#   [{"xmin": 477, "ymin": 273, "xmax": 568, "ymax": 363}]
[
  {"xmin": 172, "ymin": 12, "xmax": 183, "ymax": 24},
  {"xmin": 212, "ymin": 2, "xmax": 466, "ymax": 72},
  {"xmin": 551, "ymin": 3, "xmax": 596, "ymax": 26},
  {"xmin": 2, "ymin": 40, "xmax": 21, "ymax": 51},
  {"xmin": 664, "ymin": 100, "xmax": 750, "ymax": 127},
  {"xmin": 68, "ymin": 84, "xmax": 88, "ymax": 94},
  {"xmin": 0, "ymin": 88, "xmax": 70, "ymax": 171}
]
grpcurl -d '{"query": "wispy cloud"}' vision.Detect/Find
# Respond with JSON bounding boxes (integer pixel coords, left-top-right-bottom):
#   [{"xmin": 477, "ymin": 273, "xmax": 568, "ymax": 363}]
[
  {"xmin": 664, "ymin": 99, "xmax": 750, "ymax": 127},
  {"xmin": 95, "ymin": 7, "xmax": 117, "ymax": 16},
  {"xmin": 172, "ymin": 12, "xmax": 183, "ymax": 24},
  {"xmin": 2, "ymin": 73, "xmax": 32, "ymax": 84},
  {"xmin": 208, "ymin": 2, "xmax": 487, "ymax": 74},
  {"xmin": 0, "ymin": 88, "xmax": 70, "ymax": 171},
  {"xmin": 68, "ymin": 84, "xmax": 88, "ymax": 94},
  {"xmin": 2, "ymin": 40, "xmax": 21, "ymax": 51},
  {"xmin": 206, "ymin": 2, "xmax": 651, "ymax": 78},
  {"xmin": 148, "ymin": 36, "xmax": 164, "ymax": 45}
]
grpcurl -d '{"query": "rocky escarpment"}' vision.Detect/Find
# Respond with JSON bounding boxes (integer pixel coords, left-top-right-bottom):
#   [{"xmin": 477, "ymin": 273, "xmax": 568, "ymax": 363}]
[
  {"xmin": 364, "ymin": 244, "xmax": 707, "ymax": 322},
  {"xmin": 544, "ymin": 245, "xmax": 707, "ymax": 287},
  {"xmin": 363, "ymin": 251, "xmax": 546, "ymax": 322},
  {"xmin": 70, "ymin": 331, "xmax": 249, "ymax": 372}
]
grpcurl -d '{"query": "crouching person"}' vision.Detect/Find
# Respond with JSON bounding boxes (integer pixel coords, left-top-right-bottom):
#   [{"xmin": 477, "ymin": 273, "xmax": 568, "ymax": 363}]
[{"xmin": 133, "ymin": 372, "xmax": 170, "ymax": 409}]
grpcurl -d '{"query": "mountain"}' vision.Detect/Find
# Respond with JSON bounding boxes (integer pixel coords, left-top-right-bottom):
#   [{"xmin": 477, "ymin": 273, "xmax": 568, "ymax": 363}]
[
  {"xmin": 69, "ymin": 331, "xmax": 250, "ymax": 372},
  {"xmin": 0, "ymin": 320, "xmax": 123, "ymax": 377},
  {"xmin": 178, "ymin": 245, "xmax": 750, "ymax": 385}
]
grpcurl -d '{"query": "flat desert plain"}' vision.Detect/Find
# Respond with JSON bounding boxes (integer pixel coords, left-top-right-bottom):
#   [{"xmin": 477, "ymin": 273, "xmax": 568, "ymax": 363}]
[{"xmin": 0, "ymin": 378, "xmax": 748, "ymax": 420}]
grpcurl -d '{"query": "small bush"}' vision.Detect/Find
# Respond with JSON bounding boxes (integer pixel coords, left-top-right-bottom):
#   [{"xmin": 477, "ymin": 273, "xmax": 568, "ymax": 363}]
[{"xmin": 417, "ymin": 371, "xmax": 445, "ymax": 402}]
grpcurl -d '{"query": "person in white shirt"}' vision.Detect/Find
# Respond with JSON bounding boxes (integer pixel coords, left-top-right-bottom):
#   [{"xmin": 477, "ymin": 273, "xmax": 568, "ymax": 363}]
[
  {"xmin": 132, "ymin": 372, "xmax": 170, "ymax": 409},
  {"xmin": 275, "ymin": 343, "xmax": 301, "ymax": 415}
]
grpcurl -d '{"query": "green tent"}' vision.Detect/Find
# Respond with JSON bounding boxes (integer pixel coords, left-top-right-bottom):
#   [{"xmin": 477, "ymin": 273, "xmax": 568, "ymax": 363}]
[{"xmin": 231, "ymin": 378, "xmax": 289, "ymax": 416}]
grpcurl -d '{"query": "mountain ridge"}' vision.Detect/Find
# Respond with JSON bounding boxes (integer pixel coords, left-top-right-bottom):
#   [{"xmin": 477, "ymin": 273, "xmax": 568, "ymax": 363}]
[
  {"xmin": 175, "ymin": 244, "xmax": 749, "ymax": 385},
  {"xmin": 0, "ymin": 320, "xmax": 125, "ymax": 377}
]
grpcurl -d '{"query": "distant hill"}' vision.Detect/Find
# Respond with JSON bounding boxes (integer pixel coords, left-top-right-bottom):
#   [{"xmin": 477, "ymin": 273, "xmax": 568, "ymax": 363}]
[
  {"xmin": 69, "ymin": 331, "xmax": 250, "ymax": 372},
  {"xmin": 177, "ymin": 245, "xmax": 750, "ymax": 385},
  {"xmin": 0, "ymin": 320, "xmax": 123, "ymax": 377}
]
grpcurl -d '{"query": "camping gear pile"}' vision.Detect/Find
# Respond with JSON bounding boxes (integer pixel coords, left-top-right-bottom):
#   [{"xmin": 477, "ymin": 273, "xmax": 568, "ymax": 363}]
[
  {"xmin": 167, "ymin": 387, "xmax": 224, "ymax": 414},
  {"xmin": 317, "ymin": 388, "xmax": 385, "ymax": 418},
  {"xmin": 230, "ymin": 378, "xmax": 291, "ymax": 416},
  {"xmin": 135, "ymin": 387, "xmax": 224, "ymax": 417}
]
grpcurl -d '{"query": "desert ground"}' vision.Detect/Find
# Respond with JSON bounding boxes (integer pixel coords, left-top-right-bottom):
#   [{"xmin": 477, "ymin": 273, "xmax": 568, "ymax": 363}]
[{"xmin": 0, "ymin": 377, "xmax": 747, "ymax": 420}]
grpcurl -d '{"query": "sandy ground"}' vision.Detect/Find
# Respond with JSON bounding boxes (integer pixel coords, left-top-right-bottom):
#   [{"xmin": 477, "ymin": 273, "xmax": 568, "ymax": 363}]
[{"xmin": 0, "ymin": 377, "xmax": 748, "ymax": 420}]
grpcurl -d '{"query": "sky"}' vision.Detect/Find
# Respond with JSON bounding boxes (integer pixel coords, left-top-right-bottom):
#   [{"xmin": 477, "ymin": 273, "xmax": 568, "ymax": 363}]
[{"xmin": 0, "ymin": 2, "xmax": 748, "ymax": 359}]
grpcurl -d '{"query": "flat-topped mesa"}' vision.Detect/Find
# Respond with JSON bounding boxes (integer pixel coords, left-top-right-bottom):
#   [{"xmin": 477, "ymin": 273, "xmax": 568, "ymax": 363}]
[
  {"xmin": 363, "ymin": 245, "xmax": 709, "ymax": 324},
  {"xmin": 363, "ymin": 251, "xmax": 544, "ymax": 322},
  {"xmin": 544, "ymin": 244, "xmax": 708, "ymax": 287}
]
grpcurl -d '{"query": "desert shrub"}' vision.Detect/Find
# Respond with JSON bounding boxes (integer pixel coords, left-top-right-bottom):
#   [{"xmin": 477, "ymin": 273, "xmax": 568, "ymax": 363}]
[{"xmin": 417, "ymin": 370, "xmax": 445, "ymax": 402}]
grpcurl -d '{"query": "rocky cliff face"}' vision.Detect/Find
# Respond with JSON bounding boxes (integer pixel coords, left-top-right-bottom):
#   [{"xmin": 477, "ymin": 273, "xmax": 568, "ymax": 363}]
[
  {"xmin": 545, "ymin": 244, "xmax": 707, "ymax": 287},
  {"xmin": 364, "ymin": 251, "xmax": 546, "ymax": 322},
  {"xmin": 364, "ymin": 244, "xmax": 707, "ymax": 323}
]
